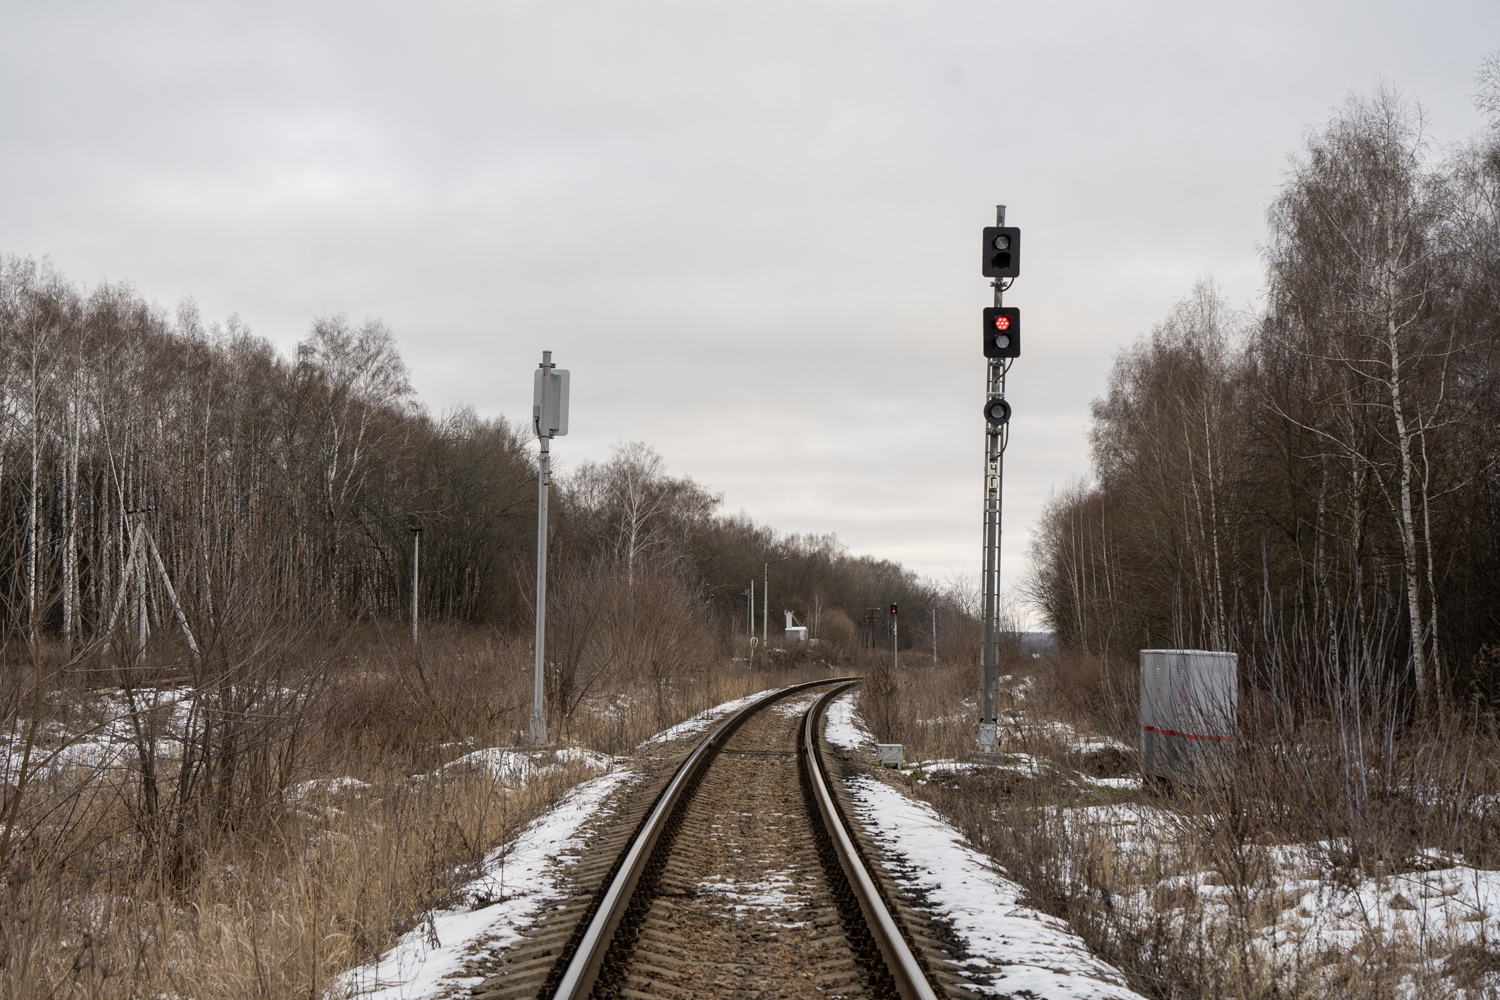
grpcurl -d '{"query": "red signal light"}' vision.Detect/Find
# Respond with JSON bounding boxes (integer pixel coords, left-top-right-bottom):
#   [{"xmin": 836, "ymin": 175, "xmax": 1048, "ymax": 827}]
[{"xmin": 982, "ymin": 306, "xmax": 1020, "ymax": 358}]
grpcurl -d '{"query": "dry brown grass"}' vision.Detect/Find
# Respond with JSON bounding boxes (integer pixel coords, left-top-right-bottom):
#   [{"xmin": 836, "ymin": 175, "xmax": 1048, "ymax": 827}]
[
  {"xmin": 857, "ymin": 648, "xmax": 1500, "ymax": 1000},
  {"xmin": 0, "ymin": 622, "xmax": 836, "ymax": 999}
]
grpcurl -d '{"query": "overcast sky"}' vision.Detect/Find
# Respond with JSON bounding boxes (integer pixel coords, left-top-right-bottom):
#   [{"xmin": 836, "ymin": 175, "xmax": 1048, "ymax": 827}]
[{"xmin": 3, "ymin": 2, "xmax": 1496, "ymax": 618}]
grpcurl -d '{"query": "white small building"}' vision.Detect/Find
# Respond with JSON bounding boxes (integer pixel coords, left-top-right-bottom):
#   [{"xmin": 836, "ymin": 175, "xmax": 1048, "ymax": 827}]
[{"xmin": 784, "ymin": 610, "xmax": 808, "ymax": 643}]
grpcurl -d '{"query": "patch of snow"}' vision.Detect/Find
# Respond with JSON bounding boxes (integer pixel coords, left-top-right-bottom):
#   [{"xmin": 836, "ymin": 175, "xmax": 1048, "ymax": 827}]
[
  {"xmin": 697, "ymin": 870, "xmax": 802, "ymax": 913},
  {"xmin": 435, "ymin": 746, "xmax": 617, "ymax": 785},
  {"xmin": 343, "ymin": 688, "xmax": 796, "ymax": 998},
  {"xmin": 641, "ymin": 687, "xmax": 786, "ymax": 746},
  {"xmin": 343, "ymin": 765, "xmax": 634, "ymax": 999},
  {"xmin": 823, "ymin": 690, "xmax": 869, "ymax": 752},
  {"xmin": 293, "ymin": 776, "xmax": 372, "ymax": 797},
  {"xmin": 1182, "ymin": 840, "xmax": 1500, "ymax": 982},
  {"xmin": 1028, "ymin": 799, "xmax": 1500, "ymax": 994},
  {"xmin": 911, "ymin": 760, "xmax": 982, "ymax": 778},
  {"xmin": 906, "ymin": 756, "xmax": 1049, "ymax": 784},
  {"xmin": 770, "ymin": 692, "xmax": 822, "ymax": 718},
  {"xmin": 5, "ymin": 684, "xmax": 312, "ymax": 785},
  {"xmin": 830, "ymin": 693, "xmax": 1148, "ymax": 1000},
  {"xmin": 1018, "ymin": 719, "xmax": 1132, "ymax": 755}
]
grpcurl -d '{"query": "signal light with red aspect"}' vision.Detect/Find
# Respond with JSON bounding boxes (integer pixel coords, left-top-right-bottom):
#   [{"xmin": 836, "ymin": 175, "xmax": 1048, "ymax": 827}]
[{"xmin": 983, "ymin": 307, "xmax": 1021, "ymax": 358}]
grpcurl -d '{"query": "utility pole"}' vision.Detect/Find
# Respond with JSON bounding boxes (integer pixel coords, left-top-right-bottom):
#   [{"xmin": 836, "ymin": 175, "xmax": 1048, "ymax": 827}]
[
  {"xmin": 410, "ymin": 525, "xmax": 421, "ymax": 643},
  {"xmin": 530, "ymin": 350, "xmax": 570, "ymax": 747},
  {"xmin": 890, "ymin": 604, "xmax": 899, "ymax": 672},
  {"xmin": 976, "ymin": 204, "xmax": 1020, "ymax": 757},
  {"xmin": 762, "ymin": 556, "xmax": 790, "ymax": 646},
  {"xmin": 743, "ymin": 583, "xmax": 754, "ymax": 667},
  {"xmin": 933, "ymin": 607, "xmax": 938, "ymax": 664},
  {"xmin": 762, "ymin": 562, "xmax": 769, "ymax": 644}
]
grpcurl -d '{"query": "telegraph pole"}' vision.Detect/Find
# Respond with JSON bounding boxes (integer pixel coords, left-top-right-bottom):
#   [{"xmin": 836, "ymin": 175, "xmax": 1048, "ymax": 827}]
[
  {"xmin": 530, "ymin": 351, "xmax": 570, "ymax": 747},
  {"xmin": 976, "ymin": 205, "xmax": 1020, "ymax": 757}
]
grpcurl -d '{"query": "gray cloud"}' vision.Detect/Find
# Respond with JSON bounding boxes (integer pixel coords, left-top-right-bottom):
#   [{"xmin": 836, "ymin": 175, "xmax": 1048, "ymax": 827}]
[{"xmin": 3, "ymin": 0, "xmax": 1495, "ymax": 615}]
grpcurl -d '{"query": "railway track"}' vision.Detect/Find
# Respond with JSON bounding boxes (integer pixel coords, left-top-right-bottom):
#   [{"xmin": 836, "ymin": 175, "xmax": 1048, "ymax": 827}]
[{"xmin": 469, "ymin": 678, "xmax": 977, "ymax": 1000}]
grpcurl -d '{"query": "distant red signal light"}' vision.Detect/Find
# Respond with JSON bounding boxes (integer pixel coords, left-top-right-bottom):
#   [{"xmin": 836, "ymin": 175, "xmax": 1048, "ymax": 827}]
[{"xmin": 982, "ymin": 307, "xmax": 1021, "ymax": 358}]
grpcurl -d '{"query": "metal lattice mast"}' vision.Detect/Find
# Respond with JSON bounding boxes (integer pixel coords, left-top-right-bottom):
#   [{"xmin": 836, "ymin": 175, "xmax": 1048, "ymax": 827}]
[{"xmin": 977, "ymin": 205, "xmax": 1012, "ymax": 754}]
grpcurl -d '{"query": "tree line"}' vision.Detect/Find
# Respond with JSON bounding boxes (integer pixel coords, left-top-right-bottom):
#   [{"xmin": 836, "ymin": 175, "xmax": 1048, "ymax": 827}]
[
  {"xmin": 1030, "ymin": 72, "xmax": 1500, "ymax": 708},
  {"xmin": 0, "ymin": 259, "xmax": 960, "ymax": 677}
]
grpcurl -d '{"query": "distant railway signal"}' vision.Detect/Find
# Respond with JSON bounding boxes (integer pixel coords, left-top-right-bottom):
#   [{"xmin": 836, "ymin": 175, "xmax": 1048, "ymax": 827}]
[
  {"xmin": 976, "ymin": 205, "xmax": 1020, "ymax": 759},
  {"xmin": 981, "ymin": 226, "xmax": 1021, "ymax": 278},
  {"xmin": 889, "ymin": 604, "xmax": 898, "ymax": 616},
  {"xmin": 983, "ymin": 307, "xmax": 1021, "ymax": 358}
]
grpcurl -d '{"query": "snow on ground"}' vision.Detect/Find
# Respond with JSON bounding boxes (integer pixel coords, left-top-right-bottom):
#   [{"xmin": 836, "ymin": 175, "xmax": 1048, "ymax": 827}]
[
  {"xmin": 832, "ymin": 688, "xmax": 1500, "ymax": 996},
  {"xmin": 435, "ymin": 746, "xmax": 617, "ymax": 785},
  {"xmin": 697, "ymin": 869, "xmax": 805, "ymax": 917},
  {"xmin": 3, "ymin": 685, "xmax": 314, "ymax": 786},
  {"xmin": 639, "ymin": 687, "xmax": 785, "ymax": 745},
  {"xmin": 910, "ymin": 755, "xmax": 1049, "ymax": 781},
  {"xmin": 1249, "ymin": 845, "xmax": 1500, "ymax": 962},
  {"xmin": 822, "ymin": 693, "xmax": 871, "ymax": 754},
  {"xmin": 824, "ymin": 693, "xmax": 1148, "ymax": 999},
  {"xmin": 343, "ymin": 765, "xmax": 634, "ymax": 1000},
  {"xmin": 1083, "ymin": 775, "xmax": 1143, "ymax": 791},
  {"xmin": 1070, "ymin": 795, "xmax": 1500, "ymax": 986},
  {"xmin": 1017, "ymin": 718, "xmax": 1132, "ymax": 756},
  {"xmin": 342, "ymin": 687, "xmax": 790, "ymax": 999},
  {"xmin": 3, "ymin": 688, "xmax": 195, "ymax": 783}
]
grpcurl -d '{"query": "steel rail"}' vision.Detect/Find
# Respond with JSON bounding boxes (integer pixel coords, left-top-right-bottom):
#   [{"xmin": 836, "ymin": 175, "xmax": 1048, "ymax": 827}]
[
  {"xmin": 546, "ymin": 676, "xmax": 856, "ymax": 1000},
  {"xmin": 802, "ymin": 683, "xmax": 941, "ymax": 1000}
]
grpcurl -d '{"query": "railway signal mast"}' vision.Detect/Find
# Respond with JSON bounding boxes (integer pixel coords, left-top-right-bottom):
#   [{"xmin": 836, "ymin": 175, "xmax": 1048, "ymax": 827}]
[
  {"xmin": 976, "ymin": 207, "xmax": 1020, "ymax": 757},
  {"xmin": 531, "ymin": 351, "xmax": 570, "ymax": 746}
]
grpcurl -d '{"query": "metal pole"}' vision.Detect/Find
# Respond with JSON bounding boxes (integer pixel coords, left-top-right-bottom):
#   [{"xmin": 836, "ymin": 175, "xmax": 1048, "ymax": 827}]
[
  {"xmin": 893, "ymin": 611, "xmax": 899, "ymax": 672},
  {"xmin": 762, "ymin": 562, "xmax": 768, "ymax": 644},
  {"xmin": 411, "ymin": 527, "xmax": 421, "ymax": 643},
  {"xmin": 530, "ymin": 351, "xmax": 554, "ymax": 747},
  {"xmin": 933, "ymin": 607, "xmax": 938, "ymax": 664},
  {"xmin": 977, "ymin": 204, "xmax": 1007, "ymax": 754},
  {"xmin": 749, "ymin": 580, "xmax": 755, "ymax": 667}
]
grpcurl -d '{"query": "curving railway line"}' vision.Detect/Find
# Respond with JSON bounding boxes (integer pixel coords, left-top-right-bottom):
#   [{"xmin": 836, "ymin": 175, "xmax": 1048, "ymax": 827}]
[{"xmin": 469, "ymin": 678, "xmax": 977, "ymax": 1000}]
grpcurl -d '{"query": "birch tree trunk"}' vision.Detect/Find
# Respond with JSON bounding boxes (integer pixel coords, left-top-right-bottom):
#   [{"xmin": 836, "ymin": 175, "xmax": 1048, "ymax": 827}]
[{"xmin": 1383, "ymin": 276, "xmax": 1428, "ymax": 705}]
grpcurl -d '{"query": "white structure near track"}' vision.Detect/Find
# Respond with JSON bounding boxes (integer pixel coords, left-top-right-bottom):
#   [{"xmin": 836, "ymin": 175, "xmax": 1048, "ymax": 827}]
[
  {"xmin": 1139, "ymin": 649, "xmax": 1237, "ymax": 784},
  {"xmin": 783, "ymin": 610, "xmax": 808, "ymax": 642}
]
